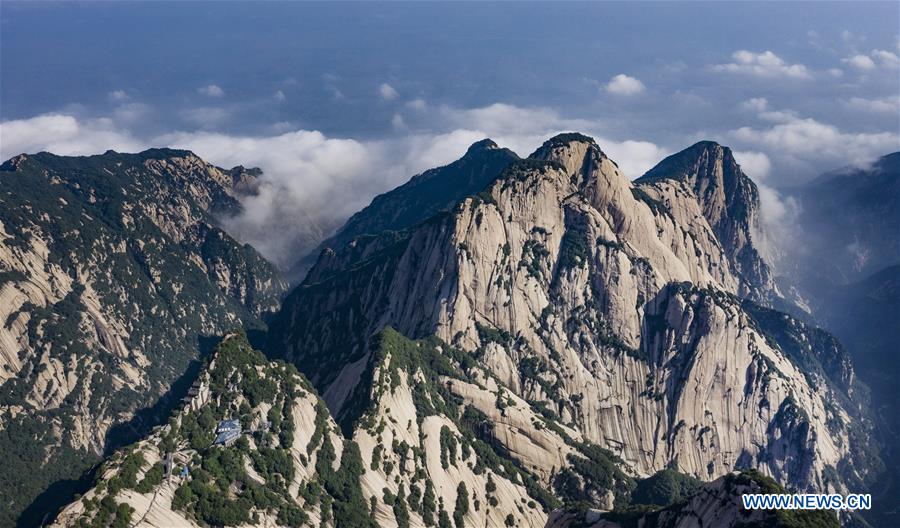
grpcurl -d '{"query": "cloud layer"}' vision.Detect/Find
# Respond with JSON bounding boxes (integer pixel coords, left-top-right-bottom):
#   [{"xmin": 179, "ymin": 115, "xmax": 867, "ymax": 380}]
[
  {"xmin": 2, "ymin": 91, "xmax": 896, "ymax": 270},
  {"xmin": 714, "ymin": 50, "xmax": 811, "ymax": 79}
]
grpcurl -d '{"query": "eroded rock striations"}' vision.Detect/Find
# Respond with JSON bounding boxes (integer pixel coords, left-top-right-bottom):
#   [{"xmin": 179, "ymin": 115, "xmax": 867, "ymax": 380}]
[
  {"xmin": 46, "ymin": 135, "xmax": 876, "ymax": 528},
  {"xmin": 271, "ymin": 134, "xmax": 875, "ymax": 498}
]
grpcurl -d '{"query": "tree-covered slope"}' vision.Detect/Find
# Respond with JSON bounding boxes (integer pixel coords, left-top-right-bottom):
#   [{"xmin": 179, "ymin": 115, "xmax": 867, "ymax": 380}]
[
  {"xmin": 53, "ymin": 329, "xmax": 641, "ymax": 528},
  {"xmin": 0, "ymin": 149, "xmax": 286, "ymax": 526}
]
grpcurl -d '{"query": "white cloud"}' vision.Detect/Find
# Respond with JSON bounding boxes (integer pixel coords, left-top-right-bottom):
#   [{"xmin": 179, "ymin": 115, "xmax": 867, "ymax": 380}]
[
  {"xmin": 602, "ymin": 140, "xmax": 670, "ymax": 179},
  {"xmin": 842, "ymin": 50, "xmax": 899, "ymax": 72},
  {"xmin": 756, "ymin": 181, "xmax": 800, "ymax": 259},
  {"xmin": 713, "ymin": 50, "xmax": 811, "ymax": 79},
  {"xmin": 112, "ymin": 102, "xmax": 151, "ymax": 123},
  {"xmin": 740, "ymin": 98, "xmax": 768, "ymax": 112},
  {"xmin": 274, "ymin": 90, "xmax": 286, "ymax": 102},
  {"xmin": 379, "ymin": 83, "xmax": 399, "ymax": 100},
  {"xmin": 605, "ymin": 74, "xmax": 646, "ymax": 95},
  {"xmin": 391, "ymin": 113, "xmax": 406, "ymax": 130},
  {"xmin": 198, "ymin": 84, "xmax": 225, "ymax": 97},
  {"xmin": 3, "ymin": 102, "xmax": 675, "ymax": 266},
  {"xmin": 406, "ymin": 98, "xmax": 427, "ymax": 111},
  {"xmin": 27, "ymin": 100, "xmax": 891, "ymax": 268},
  {"xmin": 758, "ymin": 109, "xmax": 799, "ymax": 123},
  {"xmin": 732, "ymin": 114, "xmax": 900, "ymax": 168},
  {"xmin": 740, "ymin": 98, "xmax": 798, "ymax": 124},
  {"xmin": 0, "ymin": 114, "xmax": 143, "ymax": 159},
  {"xmin": 871, "ymin": 49, "xmax": 900, "ymax": 69},
  {"xmin": 845, "ymin": 96, "xmax": 900, "ymax": 114},
  {"xmin": 328, "ymin": 86, "xmax": 345, "ymax": 100},
  {"xmin": 843, "ymin": 54, "xmax": 876, "ymax": 70},
  {"xmin": 732, "ymin": 150, "xmax": 772, "ymax": 180},
  {"xmin": 184, "ymin": 107, "xmax": 230, "ymax": 127},
  {"xmin": 108, "ymin": 90, "xmax": 129, "ymax": 102}
]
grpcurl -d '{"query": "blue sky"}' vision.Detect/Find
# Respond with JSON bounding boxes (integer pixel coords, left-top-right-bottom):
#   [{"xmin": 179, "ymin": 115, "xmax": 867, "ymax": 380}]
[{"xmin": 2, "ymin": 2, "xmax": 898, "ymax": 265}]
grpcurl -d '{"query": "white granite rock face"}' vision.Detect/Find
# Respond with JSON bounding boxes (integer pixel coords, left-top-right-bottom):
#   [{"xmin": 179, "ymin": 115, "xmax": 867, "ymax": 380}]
[{"xmin": 298, "ymin": 136, "xmax": 864, "ymax": 494}]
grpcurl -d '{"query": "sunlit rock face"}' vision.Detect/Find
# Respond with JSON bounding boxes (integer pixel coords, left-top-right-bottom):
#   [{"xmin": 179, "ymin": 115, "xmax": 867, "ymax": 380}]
[{"xmin": 273, "ymin": 134, "xmax": 874, "ymax": 497}]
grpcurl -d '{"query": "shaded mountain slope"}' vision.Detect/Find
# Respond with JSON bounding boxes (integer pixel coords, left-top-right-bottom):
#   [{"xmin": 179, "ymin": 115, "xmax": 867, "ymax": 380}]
[{"xmin": 289, "ymin": 139, "xmax": 519, "ymax": 281}]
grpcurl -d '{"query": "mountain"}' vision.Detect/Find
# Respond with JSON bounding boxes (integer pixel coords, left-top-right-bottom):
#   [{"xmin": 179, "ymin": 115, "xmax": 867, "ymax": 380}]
[
  {"xmin": 785, "ymin": 152, "xmax": 900, "ymax": 287},
  {"xmin": 49, "ymin": 134, "xmax": 863, "ymax": 528},
  {"xmin": 779, "ymin": 154, "xmax": 899, "ymax": 526},
  {"xmin": 51, "ymin": 332, "xmax": 838, "ymax": 528},
  {"xmin": 637, "ymin": 140, "xmax": 778, "ymax": 302},
  {"xmin": 288, "ymin": 139, "xmax": 519, "ymax": 282},
  {"xmin": 812, "ymin": 265, "xmax": 900, "ymax": 527},
  {"xmin": 51, "ymin": 330, "xmax": 634, "ymax": 528},
  {"xmin": 270, "ymin": 134, "xmax": 877, "ymax": 500},
  {"xmin": 0, "ymin": 149, "xmax": 287, "ymax": 526},
  {"xmin": 548, "ymin": 470, "xmax": 840, "ymax": 528}
]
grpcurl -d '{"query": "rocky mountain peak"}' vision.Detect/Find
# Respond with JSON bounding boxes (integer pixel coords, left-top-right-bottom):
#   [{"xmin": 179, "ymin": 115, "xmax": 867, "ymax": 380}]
[
  {"xmin": 638, "ymin": 141, "xmax": 754, "ymax": 219},
  {"xmin": 287, "ymin": 138, "xmax": 519, "ymax": 282},
  {"xmin": 466, "ymin": 137, "xmax": 500, "ymax": 154},
  {"xmin": 638, "ymin": 140, "xmax": 778, "ymax": 301},
  {"xmin": 529, "ymin": 133, "xmax": 606, "ymax": 181}
]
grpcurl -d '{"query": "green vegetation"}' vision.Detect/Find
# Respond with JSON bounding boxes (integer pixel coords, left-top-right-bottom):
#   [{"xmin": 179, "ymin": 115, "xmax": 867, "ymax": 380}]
[
  {"xmin": 316, "ymin": 438, "xmax": 377, "ymax": 528},
  {"xmin": 630, "ymin": 187, "xmax": 670, "ymax": 216},
  {"xmin": 393, "ymin": 483, "xmax": 411, "ymax": 528},
  {"xmin": 134, "ymin": 463, "xmax": 165, "ymax": 494},
  {"xmin": 631, "ymin": 466, "xmax": 702, "ymax": 506},
  {"xmin": 554, "ymin": 442, "xmax": 635, "ymax": 510},
  {"xmin": 453, "ymin": 482, "xmax": 469, "ymax": 528},
  {"xmin": 440, "ymin": 426, "xmax": 458, "ymax": 469},
  {"xmin": 728, "ymin": 470, "xmax": 840, "ymax": 528},
  {"xmin": 556, "ymin": 213, "xmax": 591, "ymax": 272},
  {"xmin": 73, "ymin": 335, "xmax": 312, "ymax": 527},
  {"xmin": 519, "ymin": 239, "xmax": 550, "ymax": 281}
]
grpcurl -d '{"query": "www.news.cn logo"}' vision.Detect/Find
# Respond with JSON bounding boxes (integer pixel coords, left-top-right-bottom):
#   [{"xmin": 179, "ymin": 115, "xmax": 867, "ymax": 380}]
[{"xmin": 742, "ymin": 493, "xmax": 872, "ymax": 511}]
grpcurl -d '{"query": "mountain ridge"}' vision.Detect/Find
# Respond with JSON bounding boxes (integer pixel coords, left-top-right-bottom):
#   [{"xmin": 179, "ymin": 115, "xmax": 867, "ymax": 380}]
[
  {"xmin": 0, "ymin": 148, "xmax": 287, "ymax": 526},
  {"xmin": 9, "ymin": 136, "xmax": 889, "ymax": 527},
  {"xmin": 270, "ymin": 133, "xmax": 876, "ymax": 499},
  {"xmin": 288, "ymin": 139, "xmax": 519, "ymax": 282}
]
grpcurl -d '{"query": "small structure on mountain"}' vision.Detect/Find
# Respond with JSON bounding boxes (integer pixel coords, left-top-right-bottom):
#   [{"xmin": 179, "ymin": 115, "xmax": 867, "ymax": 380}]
[
  {"xmin": 217, "ymin": 419, "xmax": 240, "ymax": 433},
  {"xmin": 213, "ymin": 419, "xmax": 242, "ymax": 446}
]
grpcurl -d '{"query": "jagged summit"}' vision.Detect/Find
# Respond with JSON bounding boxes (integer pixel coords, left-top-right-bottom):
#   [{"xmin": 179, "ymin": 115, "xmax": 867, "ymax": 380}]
[
  {"xmin": 527, "ymin": 132, "xmax": 620, "ymax": 193},
  {"xmin": 638, "ymin": 140, "xmax": 747, "ymax": 184},
  {"xmin": 529, "ymin": 133, "xmax": 603, "ymax": 164},
  {"xmin": 637, "ymin": 140, "xmax": 777, "ymax": 300},
  {"xmin": 637, "ymin": 140, "xmax": 758, "ymax": 225}
]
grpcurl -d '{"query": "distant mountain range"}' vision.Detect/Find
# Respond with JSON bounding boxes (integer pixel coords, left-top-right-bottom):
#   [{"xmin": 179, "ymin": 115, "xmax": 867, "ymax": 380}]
[{"xmin": 1, "ymin": 136, "xmax": 896, "ymax": 527}]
